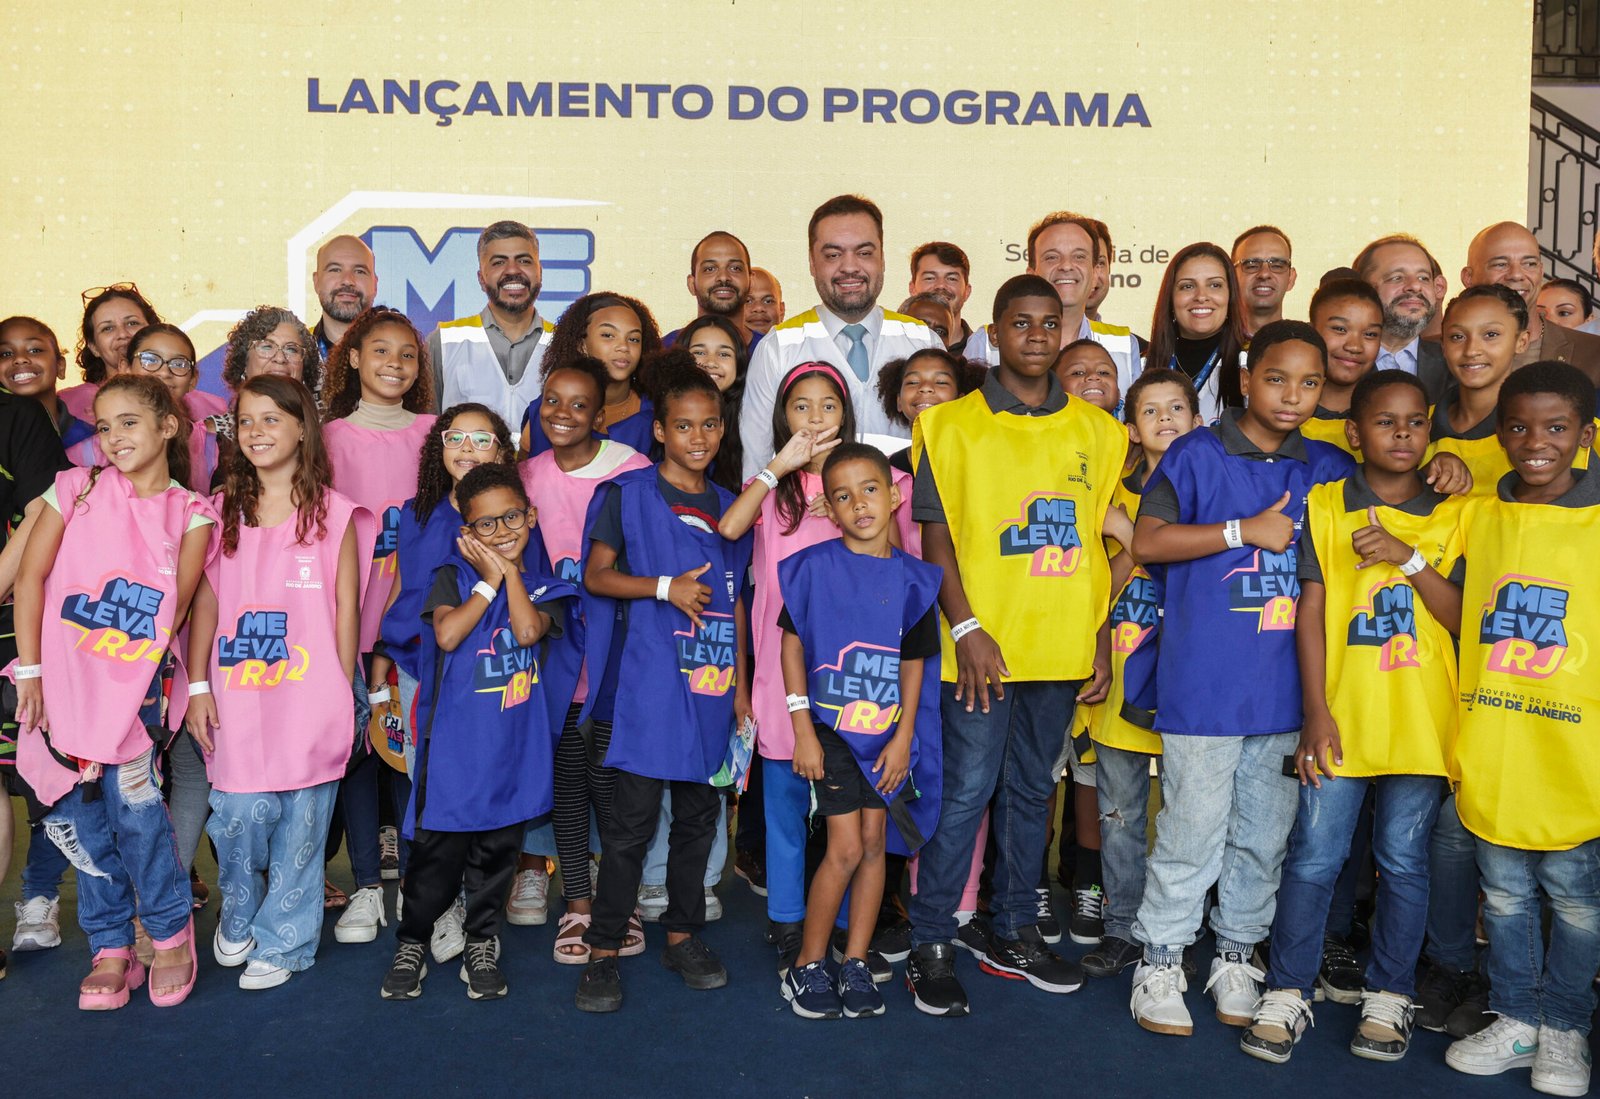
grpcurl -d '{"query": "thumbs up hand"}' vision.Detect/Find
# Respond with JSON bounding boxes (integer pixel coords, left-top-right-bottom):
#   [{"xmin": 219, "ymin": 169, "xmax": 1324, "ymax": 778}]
[
  {"xmin": 1241, "ymin": 491, "xmax": 1295, "ymax": 553},
  {"xmin": 1351, "ymin": 505, "xmax": 1416, "ymax": 570}
]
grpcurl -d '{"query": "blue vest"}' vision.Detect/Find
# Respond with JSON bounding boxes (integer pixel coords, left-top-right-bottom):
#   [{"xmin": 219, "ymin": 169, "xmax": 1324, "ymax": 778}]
[
  {"xmin": 407, "ymin": 558, "xmax": 580, "ymax": 834},
  {"xmin": 523, "ymin": 398, "xmax": 657, "ymax": 458},
  {"xmin": 579, "ymin": 467, "xmax": 753, "ymax": 781},
  {"xmin": 379, "ymin": 497, "xmax": 460, "ymax": 680},
  {"xmin": 777, "ymin": 540, "xmax": 943, "ymax": 855},
  {"xmin": 1149, "ymin": 427, "xmax": 1354, "ymax": 736}
]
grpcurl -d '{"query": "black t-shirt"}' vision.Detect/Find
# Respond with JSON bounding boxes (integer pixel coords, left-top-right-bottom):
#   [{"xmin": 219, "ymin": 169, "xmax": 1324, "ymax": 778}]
[
  {"xmin": 588, "ymin": 470, "xmax": 723, "ymax": 575},
  {"xmin": 777, "ymin": 600, "xmax": 941, "ymax": 661},
  {"xmin": 1, "ymin": 393, "xmax": 70, "ymax": 661},
  {"xmin": 423, "ymin": 567, "xmax": 566, "ymax": 638}
]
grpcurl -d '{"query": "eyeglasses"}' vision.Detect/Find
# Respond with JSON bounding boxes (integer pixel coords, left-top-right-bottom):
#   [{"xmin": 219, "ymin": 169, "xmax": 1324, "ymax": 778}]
[
  {"xmin": 441, "ymin": 429, "xmax": 498, "ymax": 452},
  {"xmin": 81, "ymin": 282, "xmax": 142, "ymax": 304},
  {"xmin": 1236, "ymin": 258, "xmax": 1292, "ymax": 275},
  {"xmin": 134, "ymin": 349, "xmax": 195, "ymax": 376},
  {"xmin": 251, "ymin": 339, "xmax": 305, "ymax": 361},
  {"xmin": 467, "ymin": 509, "xmax": 530, "ymax": 537}
]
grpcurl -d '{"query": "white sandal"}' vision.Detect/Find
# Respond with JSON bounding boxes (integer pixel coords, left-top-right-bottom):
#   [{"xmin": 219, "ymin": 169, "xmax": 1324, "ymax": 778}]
[{"xmin": 553, "ymin": 910, "xmax": 591, "ymax": 965}]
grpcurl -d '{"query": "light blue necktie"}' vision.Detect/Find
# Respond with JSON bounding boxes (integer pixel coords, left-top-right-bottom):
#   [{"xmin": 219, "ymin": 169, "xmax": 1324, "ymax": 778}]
[{"xmin": 842, "ymin": 323, "xmax": 869, "ymax": 382}]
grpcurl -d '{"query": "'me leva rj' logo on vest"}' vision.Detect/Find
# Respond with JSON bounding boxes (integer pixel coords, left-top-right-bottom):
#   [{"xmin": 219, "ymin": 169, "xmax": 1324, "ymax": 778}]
[
  {"xmin": 373, "ymin": 505, "xmax": 402, "ymax": 575},
  {"xmin": 997, "ymin": 493, "xmax": 1083, "ymax": 577},
  {"xmin": 61, "ymin": 577, "xmax": 168, "ymax": 664},
  {"xmin": 1223, "ymin": 549, "xmax": 1298, "ymax": 632},
  {"xmin": 473, "ymin": 626, "xmax": 539, "ymax": 710},
  {"xmin": 217, "ymin": 609, "xmax": 311, "ymax": 689},
  {"xmin": 813, "ymin": 642, "xmax": 902, "ymax": 736},
  {"xmin": 1347, "ymin": 578, "xmax": 1420, "ymax": 670},
  {"xmin": 1479, "ymin": 574, "xmax": 1571, "ymax": 680},
  {"xmin": 1111, "ymin": 571, "xmax": 1158, "ymax": 654},
  {"xmin": 676, "ymin": 611, "xmax": 737, "ymax": 697}
]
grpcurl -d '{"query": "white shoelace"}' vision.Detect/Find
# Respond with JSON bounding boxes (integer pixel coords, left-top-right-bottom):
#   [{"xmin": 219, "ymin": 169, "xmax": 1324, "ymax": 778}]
[
  {"xmin": 1134, "ymin": 964, "xmax": 1187, "ymax": 1006},
  {"xmin": 1539, "ymin": 1027, "xmax": 1584, "ymax": 1069},
  {"xmin": 1203, "ymin": 958, "xmax": 1265, "ymax": 997},
  {"xmin": 1358, "ymin": 990, "xmax": 1411, "ymax": 1032},
  {"xmin": 16, "ymin": 896, "xmax": 54, "ymax": 925},
  {"xmin": 345, "ymin": 888, "xmax": 383, "ymax": 921},
  {"xmin": 513, "ymin": 869, "xmax": 548, "ymax": 903},
  {"xmin": 1253, "ymin": 988, "xmax": 1314, "ymax": 1031}
]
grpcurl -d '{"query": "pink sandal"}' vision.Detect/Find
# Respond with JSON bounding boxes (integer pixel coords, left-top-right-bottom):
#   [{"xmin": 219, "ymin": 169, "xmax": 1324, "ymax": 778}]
[
  {"xmin": 553, "ymin": 911, "xmax": 592, "ymax": 965},
  {"xmin": 148, "ymin": 916, "xmax": 197, "ymax": 1007},
  {"xmin": 620, "ymin": 909, "xmax": 647, "ymax": 958},
  {"xmin": 79, "ymin": 946, "xmax": 147, "ymax": 1011}
]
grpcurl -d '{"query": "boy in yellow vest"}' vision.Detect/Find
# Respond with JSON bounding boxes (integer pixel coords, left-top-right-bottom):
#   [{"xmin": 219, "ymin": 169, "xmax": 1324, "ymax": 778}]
[
  {"xmin": 906, "ymin": 274, "xmax": 1127, "ymax": 1015},
  {"xmin": 1441, "ymin": 362, "xmax": 1600, "ymax": 1098}
]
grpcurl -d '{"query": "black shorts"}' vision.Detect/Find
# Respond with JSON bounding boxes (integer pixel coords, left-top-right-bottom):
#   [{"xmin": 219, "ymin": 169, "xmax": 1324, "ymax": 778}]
[{"xmin": 812, "ymin": 725, "xmax": 883, "ymax": 817}]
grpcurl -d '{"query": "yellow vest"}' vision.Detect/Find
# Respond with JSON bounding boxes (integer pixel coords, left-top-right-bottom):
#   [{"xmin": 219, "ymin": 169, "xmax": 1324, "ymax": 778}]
[
  {"xmin": 1302, "ymin": 409, "xmax": 1356, "ymax": 456},
  {"xmin": 1086, "ymin": 477, "xmax": 1163, "ymax": 755},
  {"xmin": 1425, "ymin": 403, "xmax": 1595, "ymax": 497},
  {"xmin": 1305, "ymin": 478, "xmax": 1462, "ymax": 777},
  {"xmin": 1454, "ymin": 491, "xmax": 1600, "ymax": 850},
  {"xmin": 914, "ymin": 390, "xmax": 1126, "ymax": 682}
]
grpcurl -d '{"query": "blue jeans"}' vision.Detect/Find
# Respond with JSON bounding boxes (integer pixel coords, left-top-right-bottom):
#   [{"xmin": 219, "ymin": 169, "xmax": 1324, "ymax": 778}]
[
  {"xmin": 44, "ymin": 748, "xmax": 191, "ymax": 955},
  {"xmin": 1133, "ymin": 731, "xmax": 1300, "ymax": 965},
  {"xmin": 208, "ymin": 781, "xmax": 338, "ymax": 971},
  {"xmin": 910, "ymin": 680, "xmax": 1078, "ymax": 946},
  {"xmin": 1265, "ymin": 773, "xmax": 1442, "ymax": 997},
  {"xmin": 21, "ymin": 820, "xmax": 70, "ymax": 900},
  {"xmin": 1424, "ymin": 792, "xmax": 1482, "ymax": 972},
  {"xmin": 1095, "ymin": 743, "xmax": 1156, "ymax": 943},
  {"xmin": 166, "ymin": 730, "xmax": 211, "ymax": 874},
  {"xmin": 521, "ymin": 819, "xmax": 557, "ymax": 858},
  {"xmin": 1478, "ymin": 836, "xmax": 1600, "ymax": 1033},
  {"xmin": 762, "ymin": 758, "xmax": 812, "ymax": 923},
  {"xmin": 643, "ymin": 789, "xmax": 726, "ymax": 888}
]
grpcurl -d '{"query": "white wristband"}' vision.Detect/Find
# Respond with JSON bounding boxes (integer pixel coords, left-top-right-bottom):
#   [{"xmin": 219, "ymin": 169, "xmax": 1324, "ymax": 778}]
[
  {"xmin": 13, "ymin": 664, "xmax": 42, "ymax": 681},
  {"xmin": 786, "ymin": 693, "xmax": 811, "ymax": 713},
  {"xmin": 471, "ymin": 580, "xmax": 497, "ymax": 603},
  {"xmin": 1398, "ymin": 546, "xmax": 1427, "ymax": 577},
  {"xmin": 656, "ymin": 575, "xmax": 673, "ymax": 602},
  {"xmin": 755, "ymin": 468, "xmax": 780, "ymax": 491},
  {"xmin": 1223, "ymin": 518, "xmax": 1244, "ymax": 550},
  {"xmin": 187, "ymin": 681, "xmax": 211, "ymax": 697},
  {"xmin": 367, "ymin": 687, "xmax": 391, "ymax": 704},
  {"xmin": 950, "ymin": 617, "xmax": 982, "ymax": 642}
]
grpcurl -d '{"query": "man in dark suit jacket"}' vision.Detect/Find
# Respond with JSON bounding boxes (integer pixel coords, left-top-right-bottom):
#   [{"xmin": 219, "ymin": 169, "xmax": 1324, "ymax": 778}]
[
  {"xmin": 1354, "ymin": 234, "xmax": 1453, "ymax": 404},
  {"xmin": 1462, "ymin": 221, "xmax": 1600, "ymax": 387}
]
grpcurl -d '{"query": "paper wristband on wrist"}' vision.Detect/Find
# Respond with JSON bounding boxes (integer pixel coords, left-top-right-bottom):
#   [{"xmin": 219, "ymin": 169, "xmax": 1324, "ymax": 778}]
[
  {"xmin": 786, "ymin": 694, "xmax": 811, "ymax": 713},
  {"xmin": 367, "ymin": 688, "xmax": 391, "ymax": 704},
  {"xmin": 471, "ymin": 580, "xmax": 497, "ymax": 604},
  {"xmin": 950, "ymin": 617, "xmax": 982, "ymax": 642},
  {"xmin": 656, "ymin": 575, "xmax": 673, "ymax": 601},
  {"xmin": 1398, "ymin": 547, "xmax": 1427, "ymax": 577},
  {"xmin": 187, "ymin": 681, "xmax": 211, "ymax": 697},
  {"xmin": 755, "ymin": 468, "xmax": 780, "ymax": 491},
  {"xmin": 13, "ymin": 664, "xmax": 42, "ymax": 681},
  {"xmin": 1223, "ymin": 519, "xmax": 1244, "ymax": 550}
]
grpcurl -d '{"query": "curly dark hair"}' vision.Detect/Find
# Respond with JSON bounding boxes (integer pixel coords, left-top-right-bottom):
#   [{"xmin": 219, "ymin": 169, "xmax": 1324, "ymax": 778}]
[
  {"xmin": 641, "ymin": 343, "xmax": 743, "ymax": 494},
  {"xmin": 456, "ymin": 461, "xmax": 530, "ymax": 519},
  {"xmin": 77, "ymin": 287, "xmax": 160, "ymax": 383},
  {"xmin": 411, "ymin": 402, "xmax": 516, "ymax": 525},
  {"xmin": 322, "ymin": 306, "xmax": 434, "ymax": 420},
  {"xmin": 875, "ymin": 347, "xmax": 982, "ymax": 427},
  {"xmin": 220, "ymin": 375, "xmax": 333, "ymax": 556},
  {"xmin": 222, "ymin": 306, "xmax": 324, "ymax": 397},
  {"xmin": 541, "ymin": 292, "xmax": 661, "ymax": 393}
]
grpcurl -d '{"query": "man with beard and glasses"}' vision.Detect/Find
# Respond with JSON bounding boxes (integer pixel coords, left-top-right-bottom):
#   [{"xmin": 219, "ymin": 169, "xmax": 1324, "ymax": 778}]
[
  {"xmin": 311, "ymin": 235, "xmax": 378, "ymax": 359},
  {"xmin": 739, "ymin": 194, "xmax": 940, "ymax": 477},
  {"xmin": 1355, "ymin": 234, "xmax": 1452, "ymax": 403},
  {"xmin": 1461, "ymin": 220, "xmax": 1600, "ymax": 386},
  {"xmin": 909, "ymin": 241, "xmax": 975, "ymax": 354},
  {"xmin": 664, "ymin": 231, "xmax": 761, "ymax": 355},
  {"xmin": 425, "ymin": 219, "xmax": 553, "ymax": 427}
]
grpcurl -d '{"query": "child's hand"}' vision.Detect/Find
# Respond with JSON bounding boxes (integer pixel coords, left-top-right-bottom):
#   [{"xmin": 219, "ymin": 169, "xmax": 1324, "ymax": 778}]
[
  {"xmin": 1241, "ymin": 492, "xmax": 1295, "ymax": 553},
  {"xmin": 1103, "ymin": 503, "xmax": 1135, "ymax": 555},
  {"xmin": 805, "ymin": 491, "xmax": 829, "ymax": 518},
  {"xmin": 1296, "ymin": 711, "xmax": 1344, "ymax": 788},
  {"xmin": 185, "ymin": 694, "xmax": 219, "ymax": 754},
  {"xmin": 1351, "ymin": 507, "xmax": 1414, "ymax": 570},
  {"xmin": 734, "ymin": 683, "xmax": 753, "ymax": 728},
  {"xmin": 1076, "ymin": 653, "xmax": 1111, "ymax": 705},
  {"xmin": 15, "ymin": 678, "xmax": 46, "ymax": 732},
  {"xmin": 669, "ymin": 563, "xmax": 713, "ymax": 630},
  {"xmin": 1422, "ymin": 452, "xmax": 1473, "ymax": 496},
  {"xmin": 872, "ymin": 737, "xmax": 911, "ymax": 794},
  {"xmin": 457, "ymin": 535, "xmax": 506, "ymax": 588},
  {"xmin": 953, "ymin": 628, "xmax": 1009, "ymax": 714},
  {"xmin": 791, "ymin": 732, "xmax": 824, "ymax": 781},
  {"xmin": 770, "ymin": 425, "xmax": 842, "ymax": 478}
]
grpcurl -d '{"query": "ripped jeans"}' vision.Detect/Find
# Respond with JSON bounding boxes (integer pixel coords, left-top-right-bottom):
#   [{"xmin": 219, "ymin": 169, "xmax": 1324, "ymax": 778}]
[
  {"xmin": 1094, "ymin": 743, "xmax": 1157, "ymax": 944},
  {"xmin": 44, "ymin": 748, "xmax": 192, "ymax": 955}
]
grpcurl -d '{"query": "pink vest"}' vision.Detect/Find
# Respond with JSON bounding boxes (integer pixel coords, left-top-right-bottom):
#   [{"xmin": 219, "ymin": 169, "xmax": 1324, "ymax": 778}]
[
  {"xmin": 749, "ymin": 467, "xmax": 916, "ymax": 759},
  {"xmin": 66, "ymin": 419, "xmax": 219, "ymax": 493},
  {"xmin": 58, "ymin": 383, "xmax": 96, "ymax": 422},
  {"xmin": 199, "ymin": 492, "xmax": 377, "ymax": 793},
  {"xmin": 22, "ymin": 467, "xmax": 216, "ymax": 775},
  {"xmin": 185, "ymin": 390, "xmax": 228, "ymax": 421},
  {"xmin": 324, "ymin": 415, "xmax": 437, "ymax": 651}
]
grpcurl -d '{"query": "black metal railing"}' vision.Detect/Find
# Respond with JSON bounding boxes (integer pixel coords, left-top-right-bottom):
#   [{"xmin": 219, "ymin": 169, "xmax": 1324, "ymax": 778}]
[
  {"xmin": 1531, "ymin": 94, "xmax": 1600, "ymax": 295},
  {"xmin": 1536, "ymin": 0, "xmax": 1600, "ymax": 80}
]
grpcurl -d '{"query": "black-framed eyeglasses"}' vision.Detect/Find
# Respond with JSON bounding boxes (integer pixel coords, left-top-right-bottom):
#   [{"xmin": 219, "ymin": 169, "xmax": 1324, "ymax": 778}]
[
  {"xmin": 1236, "ymin": 258, "xmax": 1291, "ymax": 275},
  {"xmin": 467, "ymin": 509, "xmax": 531, "ymax": 537},
  {"xmin": 441, "ymin": 429, "xmax": 497, "ymax": 452},
  {"xmin": 81, "ymin": 281, "xmax": 141, "ymax": 304},
  {"xmin": 134, "ymin": 349, "xmax": 195, "ymax": 376}
]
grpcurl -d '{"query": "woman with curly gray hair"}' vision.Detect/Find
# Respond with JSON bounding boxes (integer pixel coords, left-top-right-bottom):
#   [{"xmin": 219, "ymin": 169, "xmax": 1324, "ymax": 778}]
[{"xmin": 211, "ymin": 306, "xmax": 326, "ymax": 443}]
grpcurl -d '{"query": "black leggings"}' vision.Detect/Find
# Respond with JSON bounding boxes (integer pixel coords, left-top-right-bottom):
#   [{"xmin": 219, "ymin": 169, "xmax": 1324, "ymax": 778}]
[{"xmin": 551, "ymin": 702, "xmax": 617, "ymax": 902}]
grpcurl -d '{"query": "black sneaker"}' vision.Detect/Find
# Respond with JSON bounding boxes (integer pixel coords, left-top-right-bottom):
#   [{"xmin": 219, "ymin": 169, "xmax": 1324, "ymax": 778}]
[
  {"xmin": 1415, "ymin": 961, "xmax": 1472, "ymax": 1032},
  {"xmin": 830, "ymin": 929, "xmax": 891, "ymax": 984},
  {"xmin": 953, "ymin": 916, "xmax": 994, "ymax": 960},
  {"xmin": 1082, "ymin": 935, "xmax": 1142, "ymax": 978},
  {"xmin": 906, "ymin": 942, "xmax": 968, "ymax": 1017},
  {"xmin": 1315, "ymin": 934, "xmax": 1363, "ymax": 1004},
  {"xmin": 870, "ymin": 917, "xmax": 912, "ymax": 964},
  {"xmin": 458, "ymin": 937, "xmax": 506, "ymax": 1000},
  {"xmin": 1350, "ymin": 989, "xmax": 1415, "ymax": 1062},
  {"xmin": 662, "ymin": 936, "xmax": 728, "ymax": 990},
  {"xmin": 979, "ymin": 924, "xmax": 1084, "ymax": 993},
  {"xmin": 575, "ymin": 955, "xmax": 622, "ymax": 1013},
  {"xmin": 1069, "ymin": 885, "xmax": 1105, "ymax": 945},
  {"xmin": 381, "ymin": 941, "xmax": 428, "ymax": 1000},
  {"xmin": 734, "ymin": 850, "xmax": 767, "ymax": 898},
  {"xmin": 773, "ymin": 920, "xmax": 804, "ymax": 977},
  {"xmin": 1443, "ymin": 970, "xmax": 1492, "ymax": 1038},
  {"xmin": 1034, "ymin": 887, "xmax": 1063, "ymax": 944}
]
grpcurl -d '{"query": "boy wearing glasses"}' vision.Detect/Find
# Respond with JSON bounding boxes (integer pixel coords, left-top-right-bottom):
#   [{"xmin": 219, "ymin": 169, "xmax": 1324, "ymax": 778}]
[{"xmin": 1232, "ymin": 227, "xmax": 1299, "ymax": 336}]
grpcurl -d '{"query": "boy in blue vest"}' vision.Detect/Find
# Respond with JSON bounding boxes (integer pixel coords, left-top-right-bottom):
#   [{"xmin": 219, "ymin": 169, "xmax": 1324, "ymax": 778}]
[{"xmin": 1128, "ymin": 320, "xmax": 1355, "ymax": 1035}]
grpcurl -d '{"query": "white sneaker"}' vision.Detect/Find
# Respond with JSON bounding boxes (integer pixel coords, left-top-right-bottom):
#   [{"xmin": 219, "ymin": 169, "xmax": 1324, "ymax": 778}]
[
  {"xmin": 704, "ymin": 886, "xmax": 723, "ymax": 922},
  {"xmin": 506, "ymin": 867, "xmax": 550, "ymax": 927},
  {"xmin": 1205, "ymin": 952, "xmax": 1265, "ymax": 1027},
  {"xmin": 1446, "ymin": 1015, "xmax": 1540, "ymax": 1076},
  {"xmin": 378, "ymin": 825, "xmax": 400, "ymax": 880},
  {"xmin": 239, "ymin": 959, "xmax": 292, "ymax": 990},
  {"xmin": 637, "ymin": 883, "xmax": 668, "ymax": 922},
  {"xmin": 213, "ymin": 928, "xmax": 254, "ymax": 967},
  {"xmin": 1533, "ymin": 1025, "xmax": 1592, "ymax": 1096},
  {"xmin": 12, "ymin": 895, "xmax": 61, "ymax": 951},
  {"xmin": 334, "ymin": 885, "xmax": 387, "ymax": 943},
  {"xmin": 1131, "ymin": 962, "xmax": 1193, "ymax": 1036},
  {"xmin": 430, "ymin": 896, "xmax": 466, "ymax": 963}
]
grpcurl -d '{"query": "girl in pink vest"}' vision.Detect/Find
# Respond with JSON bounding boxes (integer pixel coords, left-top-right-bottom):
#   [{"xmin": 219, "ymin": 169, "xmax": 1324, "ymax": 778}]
[
  {"xmin": 11, "ymin": 373, "xmax": 216, "ymax": 1010},
  {"xmin": 320, "ymin": 306, "xmax": 437, "ymax": 944},
  {"xmin": 182, "ymin": 375, "xmax": 374, "ymax": 990}
]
